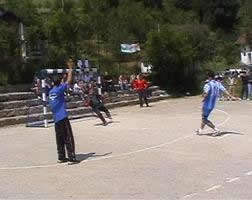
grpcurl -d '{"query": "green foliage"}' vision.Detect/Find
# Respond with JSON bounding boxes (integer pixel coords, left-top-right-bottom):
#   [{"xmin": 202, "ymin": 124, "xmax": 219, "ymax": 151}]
[
  {"xmin": 0, "ymin": 0, "xmax": 245, "ymax": 90},
  {"xmin": 174, "ymin": 0, "xmax": 241, "ymax": 30},
  {"xmin": 146, "ymin": 23, "xmax": 215, "ymax": 94}
]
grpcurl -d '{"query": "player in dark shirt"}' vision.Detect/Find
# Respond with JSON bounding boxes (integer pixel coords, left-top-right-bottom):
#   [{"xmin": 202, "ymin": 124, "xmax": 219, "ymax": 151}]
[{"xmin": 88, "ymin": 86, "xmax": 112, "ymax": 126}]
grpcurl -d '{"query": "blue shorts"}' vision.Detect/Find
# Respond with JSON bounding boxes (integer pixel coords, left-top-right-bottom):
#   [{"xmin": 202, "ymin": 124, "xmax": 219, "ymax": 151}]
[{"xmin": 202, "ymin": 107, "xmax": 213, "ymax": 120}]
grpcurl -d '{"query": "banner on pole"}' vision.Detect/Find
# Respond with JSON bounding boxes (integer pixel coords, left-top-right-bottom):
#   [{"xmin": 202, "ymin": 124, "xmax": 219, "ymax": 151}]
[{"xmin": 120, "ymin": 43, "xmax": 140, "ymax": 53}]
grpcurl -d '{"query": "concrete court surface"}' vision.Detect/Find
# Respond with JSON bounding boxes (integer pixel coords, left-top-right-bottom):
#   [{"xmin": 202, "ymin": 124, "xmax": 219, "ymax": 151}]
[{"xmin": 0, "ymin": 96, "xmax": 251, "ymax": 199}]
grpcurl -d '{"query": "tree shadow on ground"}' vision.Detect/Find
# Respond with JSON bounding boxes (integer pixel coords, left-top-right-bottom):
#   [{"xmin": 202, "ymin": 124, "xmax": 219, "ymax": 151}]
[
  {"xmin": 197, "ymin": 131, "xmax": 244, "ymax": 137},
  {"xmin": 76, "ymin": 152, "xmax": 112, "ymax": 162}
]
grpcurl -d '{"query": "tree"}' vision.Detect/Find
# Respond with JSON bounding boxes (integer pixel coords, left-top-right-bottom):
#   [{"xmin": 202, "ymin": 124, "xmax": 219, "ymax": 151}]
[
  {"xmin": 146, "ymin": 23, "xmax": 215, "ymax": 94},
  {"xmin": 211, "ymin": 0, "xmax": 241, "ymax": 30}
]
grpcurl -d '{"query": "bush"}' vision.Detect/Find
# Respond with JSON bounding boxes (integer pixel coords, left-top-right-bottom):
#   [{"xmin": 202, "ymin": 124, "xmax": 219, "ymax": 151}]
[{"xmin": 146, "ymin": 23, "xmax": 215, "ymax": 94}]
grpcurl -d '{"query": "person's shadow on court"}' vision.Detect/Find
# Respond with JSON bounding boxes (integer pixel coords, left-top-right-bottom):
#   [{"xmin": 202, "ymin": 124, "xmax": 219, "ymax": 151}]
[
  {"xmin": 94, "ymin": 121, "xmax": 120, "ymax": 126},
  {"xmin": 197, "ymin": 131, "xmax": 244, "ymax": 137},
  {"xmin": 76, "ymin": 152, "xmax": 112, "ymax": 162}
]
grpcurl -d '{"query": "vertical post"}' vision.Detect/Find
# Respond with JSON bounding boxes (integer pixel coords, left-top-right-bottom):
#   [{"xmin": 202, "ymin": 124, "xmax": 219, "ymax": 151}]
[
  {"xmin": 19, "ymin": 22, "xmax": 27, "ymax": 60},
  {"xmin": 41, "ymin": 79, "xmax": 48, "ymax": 128},
  {"xmin": 97, "ymin": 75, "xmax": 102, "ymax": 95}
]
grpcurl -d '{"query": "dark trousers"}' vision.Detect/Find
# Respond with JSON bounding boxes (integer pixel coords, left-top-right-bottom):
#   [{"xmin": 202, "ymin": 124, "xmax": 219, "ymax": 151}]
[
  {"xmin": 55, "ymin": 118, "xmax": 76, "ymax": 160},
  {"xmin": 138, "ymin": 90, "xmax": 149, "ymax": 107},
  {"xmin": 92, "ymin": 104, "xmax": 111, "ymax": 123},
  {"xmin": 241, "ymin": 84, "xmax": 248, "ymax": 99}
]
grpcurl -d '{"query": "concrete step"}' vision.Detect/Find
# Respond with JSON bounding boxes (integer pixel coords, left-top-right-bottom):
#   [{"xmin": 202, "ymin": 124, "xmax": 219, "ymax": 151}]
[
  {"xmin": 0, "ymin": 92, "xmax": 158, "ymax": 118},
  {"xmin": 0, "ymin": 95, "xmax": 170, "ymax": 127},
  {"xmin": 0, "ymin": 92, "xmax": 36, "ymax": 102},
  {"xmin": 0, "ymin": 84, "xmax": 32, "ymax": 94},
  {"xmin": 0, "ymin": 89, "xmax": 164, "ymax": 118},
  {"xmin": 0, "ymin": 86, "xmax": 160, "ymax": 106}
]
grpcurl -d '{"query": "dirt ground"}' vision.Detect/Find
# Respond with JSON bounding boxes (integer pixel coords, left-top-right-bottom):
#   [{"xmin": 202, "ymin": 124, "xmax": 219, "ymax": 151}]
[{"xmin": 0, "ymin": 96, "xmax": 251, "ymax": 199}]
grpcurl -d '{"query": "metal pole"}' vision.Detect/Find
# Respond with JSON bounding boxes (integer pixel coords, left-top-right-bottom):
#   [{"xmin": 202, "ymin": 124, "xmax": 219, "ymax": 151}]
[
  {"xmin": 19, "ymin": 22, "xmax": 27, "ymax": 60},
  {"xmin": 97, "ymin": 75, "xmax": 102, "ymax": 95},
  {"xmin": 41, "ymin": 79, "xmax": 48, "ymax": 128}
]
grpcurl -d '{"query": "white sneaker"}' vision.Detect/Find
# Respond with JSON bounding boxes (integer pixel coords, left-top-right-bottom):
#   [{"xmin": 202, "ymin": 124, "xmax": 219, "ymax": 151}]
[
  {"xmin": 196, "ymin": 129, "xmax": 202, "ymax": 135},
  {"xmin": 212, "ymin": 129, "xmax": 221, "ymax": 137}
]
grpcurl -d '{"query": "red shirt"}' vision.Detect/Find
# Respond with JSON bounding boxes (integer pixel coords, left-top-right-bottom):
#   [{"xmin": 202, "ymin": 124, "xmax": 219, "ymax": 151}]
[{"xmin": 133, "ymin": 79, "xmax": 148, "ymax": 91}]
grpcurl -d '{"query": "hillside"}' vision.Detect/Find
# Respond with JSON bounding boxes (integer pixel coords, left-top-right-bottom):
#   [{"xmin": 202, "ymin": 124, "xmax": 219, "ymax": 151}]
[{"xmin": 0, "ymin": 0, "xmax": 252, "ymax": 92}]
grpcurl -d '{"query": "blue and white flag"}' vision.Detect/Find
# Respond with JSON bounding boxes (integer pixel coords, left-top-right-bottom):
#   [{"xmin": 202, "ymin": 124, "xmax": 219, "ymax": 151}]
[{"xmin": 120, "ymin": 43, "xmax": 141, "ymax": 53}]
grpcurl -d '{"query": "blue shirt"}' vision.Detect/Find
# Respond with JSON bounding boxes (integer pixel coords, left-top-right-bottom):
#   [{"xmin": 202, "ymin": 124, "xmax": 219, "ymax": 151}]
[
  {"xmin": 203, "ymin": 80, "xmax": 226, "ymax": 110},
  {"xmin": 48, "ymin": 83, "xmax": 68, "ymax": 123}
]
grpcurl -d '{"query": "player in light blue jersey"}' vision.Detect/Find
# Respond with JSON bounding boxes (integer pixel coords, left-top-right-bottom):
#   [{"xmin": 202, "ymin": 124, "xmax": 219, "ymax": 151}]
[{"xmin": 196, "ymin": 71, "xmax": 239, "ymax": 136}]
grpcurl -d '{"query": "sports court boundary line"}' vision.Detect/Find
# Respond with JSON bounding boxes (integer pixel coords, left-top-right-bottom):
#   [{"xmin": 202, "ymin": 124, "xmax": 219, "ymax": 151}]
[{"xmin": 0, "ymin": 109, "xmax": 230, "ymax": 170}]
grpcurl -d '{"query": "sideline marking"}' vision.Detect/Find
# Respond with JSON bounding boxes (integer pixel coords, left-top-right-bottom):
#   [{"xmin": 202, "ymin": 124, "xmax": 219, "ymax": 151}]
[
  {"xmin": 245, "ymin": 171, "xmax": 252, "ymax": 176},
  {"xmin": 0, "ymin": 109, "xmax": 230, "ymax": 170},
  {"xmin": 182, "ymin": 193, "xmax": 198, "ymax": 199},
  {"xmin": 226, "ymin": 177, "xmax": 240, "ymax": 183},
  {"xmin": 205, "ymin": 185, "xmax": 222, "ymax": 192},
  {"xmin": 215, "ymin": 109, "xmax": 231, "ymax": 127}
]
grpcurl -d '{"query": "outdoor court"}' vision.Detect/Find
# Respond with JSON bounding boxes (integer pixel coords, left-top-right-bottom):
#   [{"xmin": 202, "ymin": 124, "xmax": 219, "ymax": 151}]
[{"xmin": 0, "ymin": 96, "xmax": 252, "ymax": 199}]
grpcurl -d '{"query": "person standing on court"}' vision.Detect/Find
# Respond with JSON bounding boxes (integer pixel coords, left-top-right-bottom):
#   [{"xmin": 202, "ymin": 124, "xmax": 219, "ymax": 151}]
[
  {"xmin": 240, "ymin": 71, "xmax": 248, "ymax": 100},
  {"xmin": 196, "ymin": 70, "xmax": 239, "ymax": 136},
  {"xmin": 133, "ymin": 74, "xmax": 149, "ymax": 107},
  {"xmin": 48, "ymin": 57, "xmax": 80, "ymax": 165}
]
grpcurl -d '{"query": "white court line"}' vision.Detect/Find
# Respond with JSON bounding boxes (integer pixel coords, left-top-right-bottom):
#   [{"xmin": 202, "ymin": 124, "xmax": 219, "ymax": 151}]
[
  {"xmin": 0, "ymin": 135, "xmax": 194, "ymax": 170},
  {"xmin": 245, "ymin": 171, "xmax": 252, "ymax": 176},
  {"xmin": 217, "ymin": 134, "xmax": 232, "ymax": 140},
  {"xmin": 182, "ymin": 193, "xmax": 198, "ymax": 199},
  {"xmin": 0, "ymin": 109, "xmax": 230, "ymax": 170},
  {"xmin": 205, "ymin": 185, "xmax": 222, "ymax": 192},
  {"xmin": 0, "ymin": 163, "xmax": 65, "ymax": 170},
  {"xmin": 226, "ymin": 177, "xmax": 240, "ymax": 183},
  {"xmin": 215, "ymin": 109, "xmax": 231, "ymax": 127}
]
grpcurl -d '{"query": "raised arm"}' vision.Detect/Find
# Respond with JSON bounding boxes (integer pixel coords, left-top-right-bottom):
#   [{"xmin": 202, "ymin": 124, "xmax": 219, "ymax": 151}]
[{"xmin": 66, "ymin": 58, "xmax": 75, "ymax": 85}]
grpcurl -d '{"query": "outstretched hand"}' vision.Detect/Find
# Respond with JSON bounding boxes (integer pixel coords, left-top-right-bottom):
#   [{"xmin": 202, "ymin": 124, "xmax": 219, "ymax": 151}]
[
  {"xmin": 66, "ymin": 59, "xmax": 75, "ymax": 69},
  {"xmin": 68, "ymin": 62, "xmax": 74, "ymax": 69}
]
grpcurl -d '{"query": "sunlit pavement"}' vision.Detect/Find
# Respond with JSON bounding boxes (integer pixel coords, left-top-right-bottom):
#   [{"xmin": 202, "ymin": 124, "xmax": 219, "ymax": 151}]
[{"xmin": 0, "ymin": 96, "xmax": 251, "ymax": 199}]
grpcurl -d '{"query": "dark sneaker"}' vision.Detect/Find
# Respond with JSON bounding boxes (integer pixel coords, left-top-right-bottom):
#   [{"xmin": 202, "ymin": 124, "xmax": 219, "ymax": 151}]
[
  {"xmin": 68, "ymin": 159, "xmax": 80, "ymax": 165},
  {"xmin": 57, "ymin": 158, "xmax": 68, "ymax": 163},
  {"xmin": 103, "ymin": 121, "xmax": 109, "ymax": 126}
]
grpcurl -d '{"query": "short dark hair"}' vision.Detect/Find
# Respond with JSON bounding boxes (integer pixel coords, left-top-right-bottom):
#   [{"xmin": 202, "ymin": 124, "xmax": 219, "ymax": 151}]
[
  {"xmin": 207, "ymin": 70, "xmax": 215, "ymax": 79},
  {"xmin": 52, "ymin": 75, "xmax": 63, "ymax": 86},
  {"xmin": 65, "ymin": 56, "xmax": 75, "ymax": 63}
]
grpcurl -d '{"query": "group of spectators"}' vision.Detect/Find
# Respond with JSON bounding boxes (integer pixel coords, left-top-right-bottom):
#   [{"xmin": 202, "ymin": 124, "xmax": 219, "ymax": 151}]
[
  {"xmin": 215, "ymin": 69, "xmax": 252, "ymax": 100},
  {"xmin": 240, "ymin": 70, "xmax": 252, "ymax": 100},
  {"xmin": 31, "ymin": 69, "xmax": 151, "ymax": 104}
]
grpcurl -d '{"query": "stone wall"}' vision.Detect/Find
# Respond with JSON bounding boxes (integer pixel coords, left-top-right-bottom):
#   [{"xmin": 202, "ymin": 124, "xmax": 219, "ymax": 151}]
[{"xmin": 0, "ymin": 86, "xmax": 169, "ymax": 127}]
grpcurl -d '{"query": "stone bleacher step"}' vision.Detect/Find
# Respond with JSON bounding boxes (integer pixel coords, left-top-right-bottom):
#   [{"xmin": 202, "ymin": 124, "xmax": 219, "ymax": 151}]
[
  {"xmin": 0, "ymin": 99, "xmax": 39, "ymax": 110},
  {"xmin": 0, "ymin": 92, "xmax": 36, "ymax": 102},
  {"xmin": 0, "ymin": 95, "xmax": 170, "ymax": 128},
  {"xmin": 0, "ymin": 87, "xmax": 161, "ymax": 110},
  {"xmin": 0, "ymin": 92, "xmax": 164, "ymax": 118}
]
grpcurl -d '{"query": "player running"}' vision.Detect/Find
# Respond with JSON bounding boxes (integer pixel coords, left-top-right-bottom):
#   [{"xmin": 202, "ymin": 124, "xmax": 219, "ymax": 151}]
[
  {"xmin": 196, "ymin": 71, "xmax": 239, "ymax": 136},
  {"xmin": 88, "ymin": 85, "xmax": 112, "ymax": 126}
]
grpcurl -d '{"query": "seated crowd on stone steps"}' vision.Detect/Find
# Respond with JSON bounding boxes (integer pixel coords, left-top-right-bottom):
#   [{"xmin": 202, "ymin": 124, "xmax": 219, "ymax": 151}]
[{"xmin": 30, "ymin": 71, "xmax": 152, "ymax": 106}]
